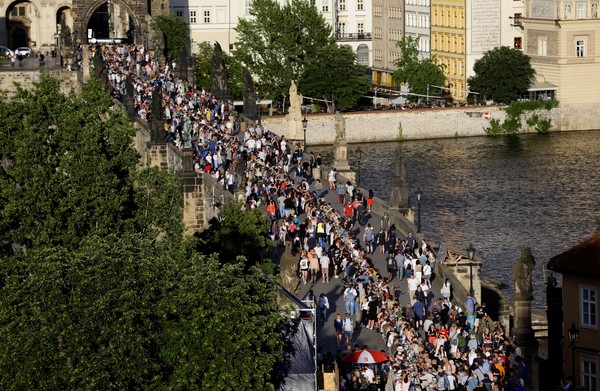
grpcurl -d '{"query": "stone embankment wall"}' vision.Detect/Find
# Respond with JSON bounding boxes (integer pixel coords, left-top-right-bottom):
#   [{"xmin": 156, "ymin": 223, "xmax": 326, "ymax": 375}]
[
  {"xmin": 263, "ymin": 105, "xmax": 571, "ymax": 144},
  {"xmin": 0, "ymin": 69, "xmax": 82, "ymax": 97}
]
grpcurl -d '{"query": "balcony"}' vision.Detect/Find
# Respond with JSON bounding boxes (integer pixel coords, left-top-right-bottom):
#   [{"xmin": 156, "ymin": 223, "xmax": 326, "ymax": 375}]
[{"xmin": 336, "ymin": 32, "xmax": 372, "ymax": 41}]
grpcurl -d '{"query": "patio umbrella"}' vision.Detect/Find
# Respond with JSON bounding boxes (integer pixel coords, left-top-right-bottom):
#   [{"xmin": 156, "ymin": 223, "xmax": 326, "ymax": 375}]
[{"xmin": 342, "ymin": 349, "xmax": 389, "ymax": 364}]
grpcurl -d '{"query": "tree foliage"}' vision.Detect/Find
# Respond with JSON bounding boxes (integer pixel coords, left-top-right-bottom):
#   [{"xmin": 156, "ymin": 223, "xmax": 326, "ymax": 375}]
[
  {"xmin": 0, "ymin": 74, "xmax": 182, "ymax": 251},
  {"xmin": 393, "ymin": 36, "xmax": 446, "ymax": 101},
  {"xmin": 0, "ymin": 74, "xmax": 285, "ymax": 389},
  {"xmin": 468, "ymin": 46, "xmax": 535, "ymax": 104},
  {"xmin": 234, "ymin": 0, "xmax": 334, "ymax": 99},
  {"xmin": 195, "ymin": 200, "xmax": 274, "ymax": 270},
  {"xmin": 300, "ymin": 44, "xmax": 371, "ymax": 111},
  {"xmin": 151, "ymin": 15, "xmax": 191, "ymax": 61}
]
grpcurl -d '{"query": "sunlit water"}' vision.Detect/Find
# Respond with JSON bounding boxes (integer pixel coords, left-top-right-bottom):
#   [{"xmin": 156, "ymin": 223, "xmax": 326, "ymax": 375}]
[{"xmin": 311, "ymin": 130, "xmax": 600, "ymax": 308}]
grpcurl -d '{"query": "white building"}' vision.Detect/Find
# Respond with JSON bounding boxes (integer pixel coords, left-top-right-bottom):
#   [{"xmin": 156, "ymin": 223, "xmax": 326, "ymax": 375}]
[
  {"xmin": 405, "ymin": 0, "xmax": 431, "ymax": 59},
  {"xmin": 170, "ymin": 0, "xmax": 373, "ymax": 66}
]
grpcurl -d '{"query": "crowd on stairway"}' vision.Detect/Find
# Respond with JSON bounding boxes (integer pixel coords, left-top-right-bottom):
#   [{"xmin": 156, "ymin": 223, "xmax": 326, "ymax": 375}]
[{"xmin": 97, "ymin": 43, "xmax": 529, "ymax": 391}]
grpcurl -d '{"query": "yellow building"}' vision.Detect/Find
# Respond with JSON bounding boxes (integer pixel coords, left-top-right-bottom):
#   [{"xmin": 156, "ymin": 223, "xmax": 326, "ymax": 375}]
[{"xmin": 431, "ymin": 0, "xmax": 466, "ymax": 101}]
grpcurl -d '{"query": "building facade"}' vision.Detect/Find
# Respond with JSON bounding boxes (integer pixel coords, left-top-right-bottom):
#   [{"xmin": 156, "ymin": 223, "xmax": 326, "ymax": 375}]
[
  {"xmin": 521, "ymin": 0, "xmax": 600, "ymax": 129},
  {"xmin": 170, "ymin": 0, "xmax": 373, "ymax": 66},
  {"xmin": 405, "ymin": 0, "xmax": 431, "ymax": 59},
  {"xmin": 371, "ymin": 0, "xmax": 404, "ymax": 86},
  {"xmin": 548, "ymin": 232, "xmax": 600, "ymax": 391},
  {"xmin": 0, "ymin": 0, "xmax": 167, "ymax": 51}
]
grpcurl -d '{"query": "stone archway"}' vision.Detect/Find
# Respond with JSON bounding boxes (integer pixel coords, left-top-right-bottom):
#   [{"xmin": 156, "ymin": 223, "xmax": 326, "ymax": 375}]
[
  {"xmin": 5, "ymin": 0, "xmax": 41, "ymax": 49},
  {"xmin": 73, "ymin": 0, "xmax": 145, "ymax": 43}
]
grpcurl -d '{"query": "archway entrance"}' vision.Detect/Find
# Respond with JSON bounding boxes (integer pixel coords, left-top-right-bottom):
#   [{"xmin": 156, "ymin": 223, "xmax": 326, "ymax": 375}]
[
  {"xmin": 85, "ymin": 1, "xmax": 136, "ymax": 43},
  {"xmin": 5, "ymin": 0, "xmax": 40, "ymax": 49}
]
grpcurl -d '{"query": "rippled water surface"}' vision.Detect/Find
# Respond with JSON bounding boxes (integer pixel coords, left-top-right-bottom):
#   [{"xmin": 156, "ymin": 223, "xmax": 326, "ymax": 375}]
[{"xmin": 312, "ymin": 131, "xmax": 600, "ymax": 308}]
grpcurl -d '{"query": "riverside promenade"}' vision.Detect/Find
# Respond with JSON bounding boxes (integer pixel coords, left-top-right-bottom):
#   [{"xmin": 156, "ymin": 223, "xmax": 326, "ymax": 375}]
[{"xmin": 294, "ymin": 169, "xmax": 446, "ymax": 356}]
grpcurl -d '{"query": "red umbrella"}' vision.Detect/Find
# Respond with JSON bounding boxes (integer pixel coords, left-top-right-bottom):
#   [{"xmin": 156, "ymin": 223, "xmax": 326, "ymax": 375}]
[{"xmin": 342, "ymin": 349, "xmax": 389, "ymax": 364}]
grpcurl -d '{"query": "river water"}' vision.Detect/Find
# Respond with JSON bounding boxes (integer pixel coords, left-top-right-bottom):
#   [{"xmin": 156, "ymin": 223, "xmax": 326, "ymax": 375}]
[{"xmin": 311, "ymin": 130, "xmax": 600, "ymax": 309}]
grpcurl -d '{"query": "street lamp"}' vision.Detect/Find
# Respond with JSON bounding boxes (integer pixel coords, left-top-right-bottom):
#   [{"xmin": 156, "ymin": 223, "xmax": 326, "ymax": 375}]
[
  {"xmin": 467, "ymin": 243, "xmax": 476, "ymax": 297},
  {"xmin": 568, "ymin": 321, "xmax": 580, "ymax": 388},
  {"xmin": 356, "ymin": 147, "xmax": 362, "ymax": 187},
  {"xmin": 302, "ymin": 116, "xmax": 308, "ymax": 153},
  {"xmin": 416, "ymin": 187, "xmax": 423, "ymax": 233}
]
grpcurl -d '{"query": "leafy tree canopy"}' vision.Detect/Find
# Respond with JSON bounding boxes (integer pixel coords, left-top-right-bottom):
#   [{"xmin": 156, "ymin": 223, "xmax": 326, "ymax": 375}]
[
  {"xmin": 152, "ymin": 15, "xmax": 191, "ymax": 62},
  {"xmin": 393, "ymin": 36, "xmax": 446, "ymax": 102},
  {"xmin": 195, "ymin": 200, "xmax": 274, "ymax": 270},
  {"xmin": 300, "ymin": 44, "xmax": 371, "ymax": 111},
  {"xmin": 467, "ymin": 46, "xmax": 535, "ymax": 104},
  {"xmin": 0, "ymin": 74, "xmax": 285, "ymax": 390},
  {"xmin": 0, "ymin": 74, "xmax": 182, "ymax": 252},
  {"xmin": 234, "ymin": 0, "xmax": 334, "ymax": 99}
]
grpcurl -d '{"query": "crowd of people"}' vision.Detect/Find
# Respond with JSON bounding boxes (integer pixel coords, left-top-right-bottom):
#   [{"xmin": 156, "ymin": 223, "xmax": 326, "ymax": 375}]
[{"xmin": 95, "ymin": 43, "xmax": 532, "ymax": 391}]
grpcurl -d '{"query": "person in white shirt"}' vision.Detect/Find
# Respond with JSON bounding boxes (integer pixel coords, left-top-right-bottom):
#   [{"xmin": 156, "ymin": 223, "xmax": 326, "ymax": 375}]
[
  {"xmin": 320, "ymin": 254, "xmax": 330, "ymax": 283},
  {"xmin": 407, "ymin": 273, "xmax": 419, "ymax": 302}
]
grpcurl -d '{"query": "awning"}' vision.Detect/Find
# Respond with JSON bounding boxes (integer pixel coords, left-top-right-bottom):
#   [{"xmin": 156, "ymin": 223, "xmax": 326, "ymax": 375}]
[{"xmin": 528, "ymin": 82, "xmax": 558, "ymax": 92}]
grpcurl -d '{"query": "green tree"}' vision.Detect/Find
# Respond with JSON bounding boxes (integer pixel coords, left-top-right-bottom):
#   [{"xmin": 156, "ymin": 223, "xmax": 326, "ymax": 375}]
[
  {"xmin": 152, "ymin": 15, "xmax": 190, "ymax": 61},
  {"xmin": 0, "ymin": 74, "xmax": 182, "ymax": 251},
  {"xmin": 393, "ymin": 36, "xmax": 446, "ymax": 102},
  {"xmin": 300, "ymin": 44, "xmax": 371, "ymax": 111},
  {"xmin": 159, "ymin": 255, "xmax": 284, "ymax": 390},
  {"xmin": 0, "ymin": 234, "xmax": 180, "ymax": 390},
  {"xmin": 0, "ymin": 74, "xmax": 284, "ymax": 390},
  {"xmin": 468, "ymin": 46, "xmax": 535, "ymax": 104},
  {"xmin": 195, "ymin": 200, "xmax": 274, "ymax": 270},
  {"xmin": 193, "ymin": 41, "xmax": 214, "ymax": 92},
  {"xmin": 234, "ymin": 0, "xmax": 334, "ymax": 99}
]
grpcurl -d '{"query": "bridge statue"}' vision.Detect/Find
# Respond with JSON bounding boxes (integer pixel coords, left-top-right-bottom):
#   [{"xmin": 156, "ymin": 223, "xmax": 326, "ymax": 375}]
[{"xmin": 513, "ymin": 245, "xmax": 535, "ymax": 299}]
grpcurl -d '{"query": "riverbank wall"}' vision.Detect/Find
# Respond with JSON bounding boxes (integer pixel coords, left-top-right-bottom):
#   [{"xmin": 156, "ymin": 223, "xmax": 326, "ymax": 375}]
[{"xmin": 261, "ymin": 105, "xmax": 570, "ymax": 144}]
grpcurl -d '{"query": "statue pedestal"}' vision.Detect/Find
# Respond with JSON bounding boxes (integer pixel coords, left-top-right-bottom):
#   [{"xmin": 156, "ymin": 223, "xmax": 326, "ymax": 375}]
[
  {"xmin": 286, "ymin": 117, "xmax": 304, "ymax": 141},
  {"xmin": 390, "ymin": 182, "xmax": 410, "ymax": 209},
  {"xmin": 333, "ymin": 143, "xmax": 354, "ymax": 181}
]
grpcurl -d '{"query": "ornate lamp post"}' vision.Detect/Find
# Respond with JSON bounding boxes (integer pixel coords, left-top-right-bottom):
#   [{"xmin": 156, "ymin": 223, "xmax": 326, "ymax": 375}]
[
  {"xmin": 467, "ymin": 243, "xmax": 476, "ymax": 297},
  {"xmin": 356, "ymin": 147, "xmax": 362, "ymax": 187},
  {"xmin": 568, "ymin": 321, "xmax": 580, "ymax": 387},
  {"xmin": 302, "ymin": 116, "xmax": 308, "ymax": 153},
  {"xmin": 416, "ymin": 187, "xmax": 423, "ymax": 233}
]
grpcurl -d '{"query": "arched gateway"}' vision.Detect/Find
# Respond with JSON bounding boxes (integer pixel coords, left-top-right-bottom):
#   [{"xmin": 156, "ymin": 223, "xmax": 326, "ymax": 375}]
[{"xmin": 0, "ymin": 0, "xmax": 167, "ymax": 51}]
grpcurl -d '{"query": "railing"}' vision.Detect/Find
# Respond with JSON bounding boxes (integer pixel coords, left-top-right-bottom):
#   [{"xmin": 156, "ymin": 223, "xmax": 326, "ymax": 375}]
[{"xmin": 336, "ymin": 32, "xmax": 372, "ymax": 41}]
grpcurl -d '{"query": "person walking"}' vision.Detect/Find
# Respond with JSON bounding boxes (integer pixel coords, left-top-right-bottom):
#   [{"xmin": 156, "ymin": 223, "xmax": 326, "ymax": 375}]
[
  {"xmin": 363, "ymin": 223, "xmax": 375, "ymax": 254},
  {"xmin": 334, "ymin": 314, "xmax": 344, "ymax": 347},
  {"xmin": 318, "ymin": 293, "xmax": 330, "ymax": 321},
  {"xmin": 344, "ymin": 284, "xmax": 358, "ymax": 315},
  {"xmin": 441, "ymin": 278, "xmax": 452, "ymax": 301},
  {"xmin": 336, "ymin": 181, "xmax": 346, "ymax": 204},
  {"xmin": 328, "ymin": 168, "xmax": 337, "ymax": 190},
  {"xmin": 343, "ymin": 313, "xmax": 354, "ymax": 349},
  {"xmin": 320, "ymin": 252, "xmax": 330, "ymax": 283}
]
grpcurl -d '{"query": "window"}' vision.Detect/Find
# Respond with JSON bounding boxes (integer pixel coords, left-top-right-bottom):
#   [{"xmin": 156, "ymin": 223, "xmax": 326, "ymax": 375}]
[
  {"xmin": 175, "ymin": 10, "xmax": 184, "ymax": 19},
  {"xmin": 322, "ymin": 0, "xmax": 329, "ymax": 12},
  {"xmin": 578, "ymin": 3, "xmax": 586, "ymax": 18},
  {"xmin": 357, "ymin": 0, "xmax": 364, "ymax": 10},
  {"xmin": 582, "ymin": 287, "xmax": 596, "ymax": 325},
  {"xmin": 338, "ymin": 22, "xmax": 345, "ymax": 36},
  {"xmin": 190, "ymin": 10, "xmax": 197, "ymax": 23},
  {"xmin": 582, "ymin": 359, "xmax": 597, "ymax": 391},
  {"xmin": 514, "ymin": 37, "xmax": 522, "ymax": 49},
  {"xmin": 357, "ymin": 22, "xmax": 364, "ymax": 34},
  {"xmin": 339, "ymin": 0, "xmax": 346, "ymax": 11},
  {"xmin": 576, "ymin": 39, "xmax": 586, "ymax": 58},
  {"xmin": 245, "ymin": 0, "xmax": 251, "ymax": 14},
  {"xmin": 514, "ymin": 12, "xmax": 523, "ymax": 26},
  {"xmin": 203, "ymin": 10, "xmax": 211, "ymax": 23},
  {"xmin": 538, "ymin": 36, "xmax": 547, "ymax": 56},
  {"xmin": 356, "ymin": 44, "xmax": 369, "ymax": 65}
]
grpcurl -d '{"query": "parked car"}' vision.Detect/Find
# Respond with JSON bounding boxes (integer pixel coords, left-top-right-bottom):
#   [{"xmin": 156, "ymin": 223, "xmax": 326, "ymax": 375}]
[
  {"xmin": 0, "ymin": 44, "xmax": 14, "ymax": 57},
  {"xmin": 15, "ymin": 47, "xmax": 32, "ymax": 57}
]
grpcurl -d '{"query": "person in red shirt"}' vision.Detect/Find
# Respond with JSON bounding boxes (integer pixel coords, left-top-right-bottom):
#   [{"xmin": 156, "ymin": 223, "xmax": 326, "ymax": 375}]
[{"xmin": 344, "ymin": 201, "xmax": 354, "ymax": 223}]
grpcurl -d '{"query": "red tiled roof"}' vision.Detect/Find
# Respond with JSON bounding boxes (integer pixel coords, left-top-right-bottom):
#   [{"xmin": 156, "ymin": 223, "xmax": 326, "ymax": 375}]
[{"xmin": 548, "ymin": 232, "xmax": 600, "ymax": 277}]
